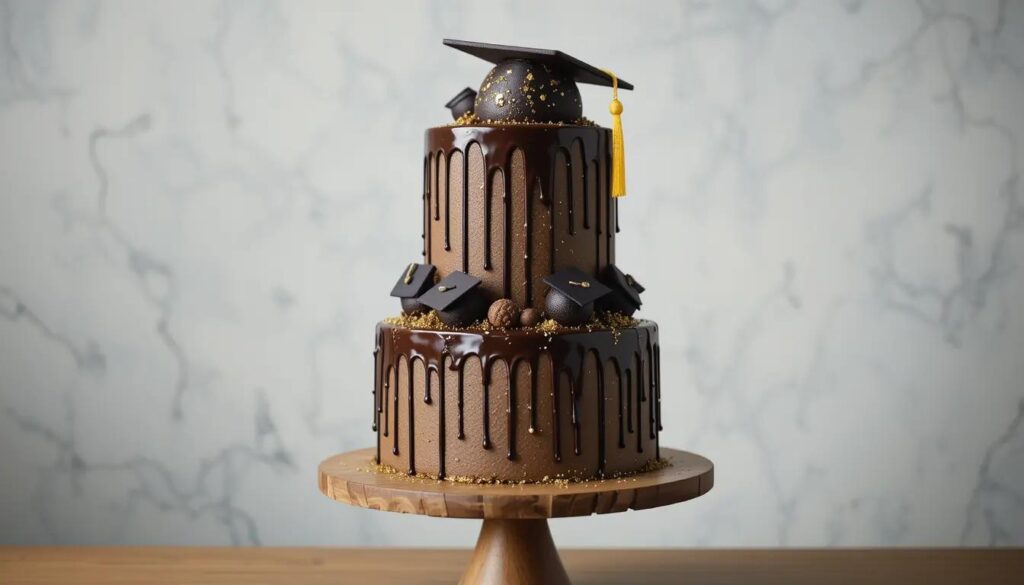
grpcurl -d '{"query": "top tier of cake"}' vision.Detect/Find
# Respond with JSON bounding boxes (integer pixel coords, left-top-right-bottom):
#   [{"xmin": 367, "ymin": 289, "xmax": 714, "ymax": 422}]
[{"xmin": 422, "ymin": 124, "xmax": 618, "ymax": 311}]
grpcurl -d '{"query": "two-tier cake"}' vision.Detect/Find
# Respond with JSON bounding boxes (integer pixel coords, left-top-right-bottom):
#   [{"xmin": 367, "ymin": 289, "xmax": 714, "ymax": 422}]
[{"xmin": 372, "ymin": 40, "xmax": 661, "ymax": 483}]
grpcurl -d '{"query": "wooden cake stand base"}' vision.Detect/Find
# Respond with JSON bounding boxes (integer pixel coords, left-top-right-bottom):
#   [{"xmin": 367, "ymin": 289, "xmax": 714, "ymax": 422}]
[{"xmin": 318, "ymin": 447, "xmax": 713, "ymax": 585}]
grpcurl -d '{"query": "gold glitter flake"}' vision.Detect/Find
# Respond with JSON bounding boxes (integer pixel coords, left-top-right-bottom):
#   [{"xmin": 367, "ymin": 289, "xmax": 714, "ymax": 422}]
[
  {"xmin": 365, "ymin": 457, "xmax": 671, "ymax": 484},
  {"xmin": 495, "ymin": 93, "xmax": 506, "ymax": 107},
  {"xmin": 447, "ymin": 116, "xmax": 598, "ymax": 128}
]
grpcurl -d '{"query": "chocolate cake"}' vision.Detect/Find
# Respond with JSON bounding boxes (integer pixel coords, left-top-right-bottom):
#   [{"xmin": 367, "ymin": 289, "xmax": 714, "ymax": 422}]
[{"xmin": 373, "ymin": 40, "xmax": 661, "ymax": 483}]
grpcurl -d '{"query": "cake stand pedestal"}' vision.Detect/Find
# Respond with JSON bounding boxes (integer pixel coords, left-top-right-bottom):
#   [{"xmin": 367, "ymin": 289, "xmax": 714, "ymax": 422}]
[{"xmin": 318, "ymin": 447, "xmax": 713, "ymax": 585}]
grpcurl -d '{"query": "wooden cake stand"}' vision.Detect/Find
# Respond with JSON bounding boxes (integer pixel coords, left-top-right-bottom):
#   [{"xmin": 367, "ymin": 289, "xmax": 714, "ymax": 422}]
[{"xmin": 318, "ymin": 447, "xmax": 713, "ymax": 585}]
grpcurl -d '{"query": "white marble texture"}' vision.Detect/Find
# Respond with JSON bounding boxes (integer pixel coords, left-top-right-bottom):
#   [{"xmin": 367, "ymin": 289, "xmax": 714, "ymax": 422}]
[{"xmin": 1, "ymin": 0, "xmax": 1022, "ymax": 547}]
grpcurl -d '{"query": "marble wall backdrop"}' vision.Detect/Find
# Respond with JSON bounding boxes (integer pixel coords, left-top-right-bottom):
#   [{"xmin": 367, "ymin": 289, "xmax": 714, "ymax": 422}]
[{"xmin": 1, "ymin": 0, "xmax": 1022, "ymax": 547}]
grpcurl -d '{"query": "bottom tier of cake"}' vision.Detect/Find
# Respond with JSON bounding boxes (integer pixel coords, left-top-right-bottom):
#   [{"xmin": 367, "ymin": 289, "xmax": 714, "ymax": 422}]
[{"xmin": 372, "ymin": 320, "xmax": 662, "ymax": 482}]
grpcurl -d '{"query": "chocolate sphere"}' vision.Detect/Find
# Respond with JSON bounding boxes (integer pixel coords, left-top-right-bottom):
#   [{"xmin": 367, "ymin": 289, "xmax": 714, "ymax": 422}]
[
  {"xmin": 474, "ymin": 59, "xmax": 582, "ymax": 124},
  {"xmin": 401, "ymin": 297, "xmax": 430, "ymax": 315},
  {"xmin": 544, "ymin": 289, "xmax": 593, "ymax": 326},
  {"xmin": 487, "ymin": 298, "xmax": 520, "ymax": 328},
  {"xmin": 596, "ymin": 291, "xmax": 638, "ymax": 317},
  {"xmin": 520, "ymin": 307, "xmax": 543, "ymax": 327},
  {"xmin": 437, "ymin": 293, "xmax": 488, "ymax": 328}
]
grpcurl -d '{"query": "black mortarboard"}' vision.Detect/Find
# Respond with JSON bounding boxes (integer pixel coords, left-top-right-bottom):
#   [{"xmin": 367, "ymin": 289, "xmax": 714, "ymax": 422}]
[
  {"xmin": 627, "ymin": 273, "xmax": 645, "ymax": 294},
  {"xmin": 445, "ymin": 87, "xmax": 477, "ymax": 120},
  {"xmin": 443, "ymin": 39, "xmax": 632, "ymax": 124},
  {"xmin": 443, "ymin": 40, "xmax": 633, "ymax": 90},
  {"xmin": 418, "ymin": 271, "xmax": 482, "ymax": 312},
  {"xmin": 390, "ymin": 263, "xmax": 436, "ymax": 299},
  {"xmin": 542, "ymin": 268, "xmax": 611, "ymax": 307},
  {"xmin": 604, "ymin": 264, "xmax": 643, "ymax": 309}
]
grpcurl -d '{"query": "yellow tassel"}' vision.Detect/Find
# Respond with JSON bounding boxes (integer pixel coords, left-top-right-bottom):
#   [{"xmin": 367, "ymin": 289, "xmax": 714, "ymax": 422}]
[{"xmin": 602, "ymin": 69, "xmax": 626, "ymax": 197}]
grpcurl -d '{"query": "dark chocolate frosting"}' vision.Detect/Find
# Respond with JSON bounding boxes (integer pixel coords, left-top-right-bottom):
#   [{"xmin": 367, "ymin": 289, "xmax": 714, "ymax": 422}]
[
  {"xmin": 423, "ymin": 124, "xmax": 620, "ymax": 311},
  {"xmin": 373, "ymin": 320, "xmax": 661, "ymax": 481}
]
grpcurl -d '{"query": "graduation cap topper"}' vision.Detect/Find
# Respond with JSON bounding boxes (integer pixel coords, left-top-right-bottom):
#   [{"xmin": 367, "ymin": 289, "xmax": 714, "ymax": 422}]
[
  {"xmin": 443, "ymin": 40, "xmax": 633, "ymax": 90},
  {"xmin": 444, "ymin": 39, "xmax": 629, "ymax": 197}
]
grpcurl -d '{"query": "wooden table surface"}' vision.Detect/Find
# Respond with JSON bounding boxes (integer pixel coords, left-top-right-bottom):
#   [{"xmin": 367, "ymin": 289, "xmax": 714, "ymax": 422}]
[{"xmin": 2, "ymin": 548, "xmax": 1022, "ymax": 584}]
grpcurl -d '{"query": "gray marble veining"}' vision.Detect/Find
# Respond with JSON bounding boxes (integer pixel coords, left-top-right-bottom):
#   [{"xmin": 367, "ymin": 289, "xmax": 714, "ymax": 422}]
[{"xmin": 0, "ymin": 0, "xmax": 1022, "ymax": 546}]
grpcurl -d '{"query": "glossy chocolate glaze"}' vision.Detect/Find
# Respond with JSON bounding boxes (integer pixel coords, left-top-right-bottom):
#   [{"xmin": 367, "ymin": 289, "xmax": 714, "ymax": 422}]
[
  {"xmin": 423, "ymin": 125, "xmax": 617, "ymax": 311},
  {"xmin": 373, "ymin": 320, "xmax": 661, "ymax": 482}
]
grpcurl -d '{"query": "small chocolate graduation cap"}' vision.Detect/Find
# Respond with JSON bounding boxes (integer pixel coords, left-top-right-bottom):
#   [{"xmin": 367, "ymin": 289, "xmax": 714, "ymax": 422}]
[
  {"xmin": 627, "ymin": 274, "xmax": 645, "ymax": 294},
  {"xmin": 445, "ymin": 87, "xmax": 477, "ymax": 120},
  {"xmin": 443, "ymin": 39, "xmax": 631, "ymax": 197},
  {"xmin": 542, "ymin": 267, "xmax": 612, "ymax": 326},
  {"xmin": 597, "ymin": 264, "xmax": 643, "ymax": 316},
  {"xmin": 390, "ymin": 263, "xmax": 437, "ymax": 314},
  {"xmin": 418, "ymin": 271, "xmax": 487, "ymax": 326}
]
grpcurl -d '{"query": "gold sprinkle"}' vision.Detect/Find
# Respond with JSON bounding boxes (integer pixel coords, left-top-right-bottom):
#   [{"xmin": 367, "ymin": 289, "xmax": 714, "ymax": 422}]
[
  {"xmin": 495, "ymin": 93, "xmax": 506, "ymax": 107},
  {"xmin": 539, "ymin": 94, "xmax": 547, "ymax": 101},
  {"xmin": 569, "ymin": 280, "xmax": 591, "ymax": 288}
]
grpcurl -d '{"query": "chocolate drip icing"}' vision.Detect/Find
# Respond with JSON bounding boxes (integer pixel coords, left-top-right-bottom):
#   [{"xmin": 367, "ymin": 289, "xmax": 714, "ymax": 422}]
[
  {"xmin": 372, "ymin": 342, "xmax": 380, "ymax": 433},
  {"xmin": 570, "ymin": 377, "xmax": 581, "ymax": 456},
  {"xmin": 442, "ymin": 152, "xmax": 451, "ymax": 251},
  {"xmin": 424, "ymin": 125, "xmax": 616, "ymax": 310},
  {"xmin": 507, "ymin": 360, "xmax": 517, "ymax": 460},
  {"xmin": 382, "ymin": 366, "xmax": 391, "ymax": 438},
  {"xmin": 484, "ymin": 170, "xmax": 494, "ymax": 270},
  {"xmin": 482, "ymin": 360, "xmax": 492, "ymax": 450},
  {"xmin": 552, "ymin": 365, "xmax": 562, "ymax": 463},
  {"xmin": 626, "ymin": 368, "xmax": 633, "ymax": 435},
  {"xmin": 407, "ymin": 357, "xmax": 415, "ymax": 474},
  {"xmin": 437, "ymin": 364, "xmax": 447, "ymax": 479},
  {"xmin": 372, "ymin": 333, "xmax": 381, "ymax": 464},
  {"xmin": 647, "ymin": 336, "xmax": 656, "ymax": 440},
  {"xmin": 431, "ymin": 153, "xmax": 439, "ymax": 221},
  {"xmin": 655, "ymin": 344, "xmax": 663, "ymax": 427},
  {"xmin": 457, "ymin": 361, "xmax": 466, "ymax": 440},
  {"xmin": 528, "ymin": 359, "xmax": 538, "ymax": 435},
  {"xmin": 636, "ymin": 352, "xmax": 645, "ymax": 455},
  {"xmin": 373, "ymin": 321, "xmax": 660, "ymax": 481},
  {"xmin": 501, "ymin": 168, "xmax": 512, "ymax": 298},
  {"xmin": 525, "ymin": 178, "xmax": 534, "ymax": 306},
  {"xmin": 390, "ymin": 363, "xmax": 398, "ymax": 455},
  {"xmin": 596, "ymin": 359, "xmax": 607, "ymax": 472},
  {"xmin": 562, "ymin": 148, "xmax": 575, "ymax": 236},
  {"xmin": 461, "ymin": 146, "xmax": 470, "ymax": 272},
  {"xmin": 615, "ymin": 361, "xmax": 625, "ymax": 449},
  {"xmin": 581, "ymin": 148, "xmax": 589, "ymax": 231}
]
